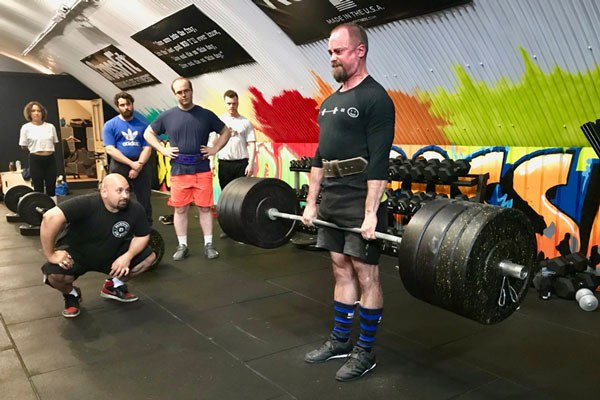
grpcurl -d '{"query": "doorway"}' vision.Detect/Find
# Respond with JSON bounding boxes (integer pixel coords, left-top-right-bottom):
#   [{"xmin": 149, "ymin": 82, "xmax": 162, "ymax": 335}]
[{"xmin": 56, "ymin": 99, "xmax": 106, "ymax": 184}]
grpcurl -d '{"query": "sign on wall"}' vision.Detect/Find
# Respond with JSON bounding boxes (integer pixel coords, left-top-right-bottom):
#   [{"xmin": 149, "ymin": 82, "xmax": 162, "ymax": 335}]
[
  {"xmin": 132, "ymin": 5, "xmax": 255, "ymax": 77},
  {"xmin": 253, "ymin": 0, "xmax": 471, "ymax": 45},
  {"xmin": 81, "ymin": 45, "xmax": 160, "ymax": 90}
]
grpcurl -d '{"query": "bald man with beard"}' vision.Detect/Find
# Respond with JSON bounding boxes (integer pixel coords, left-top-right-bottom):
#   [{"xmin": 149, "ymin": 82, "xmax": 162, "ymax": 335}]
[
  {"xmin": 40, "ymin": 173, "xmax": 156, "ymax": 318},
  {"xmin": 301, "ymin": 23, "xmax": 395, "ymax": 381}
]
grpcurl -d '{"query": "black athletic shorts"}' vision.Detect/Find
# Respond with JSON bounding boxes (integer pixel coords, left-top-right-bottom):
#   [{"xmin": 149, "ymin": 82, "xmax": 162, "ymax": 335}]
[
  {"xmin": 41, "ymin": 241, "xmax": 154, "ymax": 279},
  {"xmin": 316, "ymin": 201, "xmax": 387, "ymax": 265}
]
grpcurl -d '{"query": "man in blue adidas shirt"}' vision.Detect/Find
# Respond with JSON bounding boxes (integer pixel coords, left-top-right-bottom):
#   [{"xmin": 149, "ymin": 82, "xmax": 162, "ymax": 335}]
[{"xmin": 102, "ymin": 91, "xmax": 153, "ymax": 225}]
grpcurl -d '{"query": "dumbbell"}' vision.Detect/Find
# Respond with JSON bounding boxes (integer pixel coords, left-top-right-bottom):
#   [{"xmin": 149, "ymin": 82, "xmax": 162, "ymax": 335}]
[
  {"xmin": 409, "ymin": 159, "xmax": 428, "ymax": 181},
  {"xmin": 396, "ymin": 160, "xmax": 413, "ymax": 181},
  {"xmin": 553, "ymin": 276, "xmax": 582, "ymax": 299},
  {"xmin": 300, "ymin": 156, "xmax": 312, "ymax": 169},
  {"xmin": 438, "ymin": 159, "xmax": 457, "ymax": 183},
  {"xmin": 564, "ymin": 252, "xmax": 589, "ymax": 273},
  {"xmin": 298, "ymin": 184, "xmax": 309, "ymax": 199},
  {"xmin": 532, "ymin": 270, "xmax": 554, "ymax": 299},
  {"xmin": 407, "ymin": 193, "xmax": 425, "ymax": 215},
  {"xmin": 438, "ymin": 159, "xmax": 471, "ymax": 182},
  {"xmin": 386, "ymin": 195, "xmax": 399, "ymax": 212},
  {"xmin": 394, "ymin": 190, "xmax": 413, "ymax": 215},
  {"xmin": 4, "ymin": 185, "xmax": 33, "ymax": 223},
  {"xmin": 575, "ymin": 288, "xmax": 599, "ymax": 312},
  {"xmin": 388, "ymin": 161, "xmax": 404, "ymax": 181},
  {"xmin": 454, "ymin": 159, "xmax": 471, "ymax": 175},
  {"xmin": 423, "ymin": 159, "xmax": 441, "ymax": 183},
  {"xmin": 575, "ymin": 272, "xmax": 600, "ymax": 290},
  {"xmin": 541, "ymin": 256, "xmax": 570, "ymax": 276}
]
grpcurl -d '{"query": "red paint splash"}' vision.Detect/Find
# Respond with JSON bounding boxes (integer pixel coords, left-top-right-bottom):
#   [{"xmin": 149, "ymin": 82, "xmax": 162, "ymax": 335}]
[
  {"xmin": 249, "ymin": 87, "xmax": 320, "ymax": 143},
  {"xmin": 249, "ymin": 73, "xmax": 450, "ymax": 145}
]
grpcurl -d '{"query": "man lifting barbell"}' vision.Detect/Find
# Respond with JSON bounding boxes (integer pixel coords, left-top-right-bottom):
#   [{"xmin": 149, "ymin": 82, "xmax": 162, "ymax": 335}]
[
  {"xmin": 40, "ymin": 174, "xmax": 157, "ymax": 318},
  {"xmin": 297, "ymin": 23, "xmax": 395, "ymax": 382},
  {"xmin": 217, "ymin": 22, "xmax": 537, "ymax": 383}
]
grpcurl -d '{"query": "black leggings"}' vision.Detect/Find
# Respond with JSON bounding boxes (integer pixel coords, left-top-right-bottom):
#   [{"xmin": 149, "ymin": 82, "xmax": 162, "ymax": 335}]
[{"xmin": 29, "ymin": 153, "xmax": 57, "ymax": 196}]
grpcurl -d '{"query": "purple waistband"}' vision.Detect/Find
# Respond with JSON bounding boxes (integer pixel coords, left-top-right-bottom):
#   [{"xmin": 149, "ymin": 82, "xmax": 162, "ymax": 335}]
[{"xmin": 174, "ymin": 153, "xmax": 205, "ymax": 165}]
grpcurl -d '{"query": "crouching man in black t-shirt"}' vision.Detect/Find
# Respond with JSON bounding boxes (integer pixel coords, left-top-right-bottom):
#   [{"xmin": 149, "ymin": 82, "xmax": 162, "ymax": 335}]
[{"xmin": 40, "ymin": 173, "xmax": 156, "ymax": 318}]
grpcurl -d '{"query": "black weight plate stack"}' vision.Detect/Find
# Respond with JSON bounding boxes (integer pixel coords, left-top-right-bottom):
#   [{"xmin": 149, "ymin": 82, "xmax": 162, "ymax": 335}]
[
  {"xmin": 17, "ymin": 192, "xmax": 55, "ymax": 226},
  {"xmin": 4, "ymin": 185, "xmax": 33, "ymax": 213},
  {"xmin": 397, "ymin": 198, "xmax": 450, "ymax": 300},
  {"xmin": 448, "ymin": 205, "xmax": 535, "ymax": 324},
  {"xmin": 216, "ymin": 177, "xmax": 252, "ymax": 244},
  {"xmin": 399, "ymin": 198, "xmax": 536, "ymax": 325},
  {"xmin": 217, "ymin": 177, "xmax": 299, "ymax": 248},
  {"xmin": 414, "ymin": 200, "xmax": 473, "ymax": 305},
  {"xmin": 434, "ymin": 203, "xmax": 488, "ymax": 317}
]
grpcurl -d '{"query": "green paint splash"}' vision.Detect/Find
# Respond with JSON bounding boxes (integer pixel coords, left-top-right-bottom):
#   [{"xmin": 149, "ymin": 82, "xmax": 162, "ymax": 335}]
[
  {"xmin": 143, "ymin": 107, "xmax": 163, "ymax": 123},
  {"xmin": 424, "ymin": 48, "xmax": 600, "ymax": 147}
]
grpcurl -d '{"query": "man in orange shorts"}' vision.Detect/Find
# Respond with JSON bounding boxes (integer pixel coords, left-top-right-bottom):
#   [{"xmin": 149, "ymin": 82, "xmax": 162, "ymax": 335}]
[{"xmin": 144, "ymin": 77, "xmax": 231, "ymax": 260}]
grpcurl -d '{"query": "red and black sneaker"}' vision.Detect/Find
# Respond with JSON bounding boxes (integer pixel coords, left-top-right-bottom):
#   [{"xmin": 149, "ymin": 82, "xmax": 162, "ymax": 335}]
[
  {"xmin": 100, "ymin": 279, "xmax": 139, "ymax": 303},
  {"xmin": 62, "ymin": 287, "xmax": 82, "ymax": 318}
]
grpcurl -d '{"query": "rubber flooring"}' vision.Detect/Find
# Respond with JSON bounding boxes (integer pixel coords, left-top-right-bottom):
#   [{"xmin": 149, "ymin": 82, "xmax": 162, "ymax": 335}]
[{"xmin": 1, "ymin": 192, "xmax": 598, "ymax": 400}]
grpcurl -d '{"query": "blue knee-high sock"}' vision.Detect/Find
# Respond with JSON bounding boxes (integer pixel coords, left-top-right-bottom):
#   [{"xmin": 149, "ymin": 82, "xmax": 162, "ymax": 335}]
[
  {"xmin": 357, "ymin": 305, "xmax": 383, "ymax": 351},
  {"xmin": 331, "ymin": 301, "xmax": 355, "ymax": 342}
]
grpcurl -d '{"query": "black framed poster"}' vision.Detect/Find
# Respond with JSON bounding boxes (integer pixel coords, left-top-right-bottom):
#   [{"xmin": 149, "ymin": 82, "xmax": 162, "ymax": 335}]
[{"xmin": 132, "ymin": 5, "xmax": 255, "ymax": 76}]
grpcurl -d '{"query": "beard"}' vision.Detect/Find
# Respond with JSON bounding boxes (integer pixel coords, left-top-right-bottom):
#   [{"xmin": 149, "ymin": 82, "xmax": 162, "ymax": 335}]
[
  {"xmin": 120, "ymin": 110, "xmax": 133, "ymax": 119},
  {"xmin": 332, "ymin": 63, "xmax": 348, "ymax": 83},
  {"xmin": 117, "ymin": 199, "xmax": 129, "ymax": 210}
]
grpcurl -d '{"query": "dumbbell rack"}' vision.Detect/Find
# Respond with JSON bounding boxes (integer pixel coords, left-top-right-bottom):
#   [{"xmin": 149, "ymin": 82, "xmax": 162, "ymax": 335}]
[{"xmin": 383, "ymin": 158, "xmax": 489, "ymax": 258}]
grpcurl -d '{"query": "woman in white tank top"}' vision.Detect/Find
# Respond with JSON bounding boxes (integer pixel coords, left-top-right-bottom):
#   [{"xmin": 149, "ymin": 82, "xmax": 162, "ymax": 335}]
[{"xmin": 19, "ymin": 101, "xmax": 59, "ymax": 199}]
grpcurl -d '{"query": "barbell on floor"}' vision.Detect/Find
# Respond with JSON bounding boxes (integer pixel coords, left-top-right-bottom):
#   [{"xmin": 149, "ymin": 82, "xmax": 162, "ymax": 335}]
[
  {"xmin": 4, "ymin": 185, "xmax": 34, "ymax": 215},
  {"xmin": 3, "ymin": 185, "xmax": 165, "ymax": 267},
  {"xmin": 217, "ymin": 177, "xmax": 537, "ymax": 325}
]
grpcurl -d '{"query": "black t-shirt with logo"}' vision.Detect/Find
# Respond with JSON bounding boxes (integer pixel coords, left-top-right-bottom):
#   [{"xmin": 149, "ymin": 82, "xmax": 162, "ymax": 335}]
[
  {"xmin": 312, "ymin": 75, "xmax": 395, "ymax": 227},
  {"xmin": 56, "ymin": 193, "xmax": 150, "ymax": 268}
]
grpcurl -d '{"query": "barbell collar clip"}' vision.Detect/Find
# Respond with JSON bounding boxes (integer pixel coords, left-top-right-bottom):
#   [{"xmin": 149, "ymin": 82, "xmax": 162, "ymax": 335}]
[{"xmin": 498, "ymin": 260, "xmax": 528, "ymax": 280}]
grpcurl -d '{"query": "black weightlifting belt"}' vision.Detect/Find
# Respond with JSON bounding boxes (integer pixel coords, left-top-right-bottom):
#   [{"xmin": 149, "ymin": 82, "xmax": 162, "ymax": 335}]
[
  {"xmin": 322, "ymin": 157, "xmax": 368, "ymax": 178},
  {"xmin": 173, "ymin": 153, "xmax": 206, "ymax": 165}
]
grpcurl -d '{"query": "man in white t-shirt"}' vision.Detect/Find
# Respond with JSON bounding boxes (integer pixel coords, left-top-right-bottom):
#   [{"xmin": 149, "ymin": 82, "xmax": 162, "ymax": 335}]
[{"xmin": 209, "ymin": 90, "xmax": 256, "ymax": 238}]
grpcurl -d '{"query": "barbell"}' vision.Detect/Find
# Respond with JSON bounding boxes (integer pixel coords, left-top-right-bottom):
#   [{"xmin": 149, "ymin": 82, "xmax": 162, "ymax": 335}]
[
  {"xmin": 216, "ymin": 177, "xmax": 537, "ymax": 325},
  {"xmin": 4, "ymin": 185, "xmax": 33, "ymax": 214},
  {"xmin": 3, "ymin": 185, "xmax": 165, "ymax": 267}
]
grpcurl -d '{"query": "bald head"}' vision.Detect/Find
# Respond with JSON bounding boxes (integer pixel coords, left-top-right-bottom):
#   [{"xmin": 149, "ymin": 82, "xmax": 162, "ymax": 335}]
[
  {"xmin": 100, "ymin": 173, "xmax": 131, "ymax": 212},
  {"xmin": 331, "ymin": 23, "xmax": 368, "ymax": 58},
  {"xmin": 101, "ymin": 173, "xmax": 128, "ymax": 190}
]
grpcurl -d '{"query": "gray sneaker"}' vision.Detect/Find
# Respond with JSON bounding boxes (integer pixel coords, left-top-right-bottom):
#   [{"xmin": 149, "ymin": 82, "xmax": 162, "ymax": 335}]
[
  {"xmin": 335, "ymin": 346, "xmax": 377, "ymax": 382},
  {"xmin": 204, "ymin": 243, "xmax": 219, "ymax": 259},
  {"xmin": 219, "ymin": 232, "xmax": 228, "ymax": 239},
  {"xmin": 304, "ymin": 335, "xmax": 353, "ymax": 363},
  {"xmin": 172, "ymin": 244, "xmax": 188, "ymax": 261}
]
